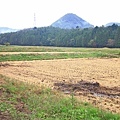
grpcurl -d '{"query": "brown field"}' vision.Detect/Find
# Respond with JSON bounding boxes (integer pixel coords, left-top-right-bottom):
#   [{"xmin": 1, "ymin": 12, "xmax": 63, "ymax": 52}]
[{"xmin": 0, "ymin": 58, "xmax": 120, "ymax": 113}]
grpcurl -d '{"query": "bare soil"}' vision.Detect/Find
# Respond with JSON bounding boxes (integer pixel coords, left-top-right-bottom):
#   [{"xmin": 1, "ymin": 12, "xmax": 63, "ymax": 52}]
[
  {"xmin": 0, "ymin": 52, "xmax": 80, "ymax": 55},
  {"xmin": 0, "ymin": 58, "xmax": 120, "ymax": 113}
]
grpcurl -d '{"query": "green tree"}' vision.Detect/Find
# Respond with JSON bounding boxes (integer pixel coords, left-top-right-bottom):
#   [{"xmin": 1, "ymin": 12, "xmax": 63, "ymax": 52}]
[
  {"xmin": 88, "ymin": 39, "xmax": 96, "ymax": 47},
  {"xmin": 106, "ymin": 39, "xmax": 115, "ymax": 47},
  {"xmin": 115, "ymin": 27, "xmax": 120, "ymax": 47},
  {"xmin": 4, "ymin": 42, "xmax": 10, "ymax": 46}
]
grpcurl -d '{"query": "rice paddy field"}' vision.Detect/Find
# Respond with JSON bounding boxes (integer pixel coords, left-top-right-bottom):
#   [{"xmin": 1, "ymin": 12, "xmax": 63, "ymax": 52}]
[{"xmin": 0, "ymin": 46, "xmax": 120, "ymax": 119}]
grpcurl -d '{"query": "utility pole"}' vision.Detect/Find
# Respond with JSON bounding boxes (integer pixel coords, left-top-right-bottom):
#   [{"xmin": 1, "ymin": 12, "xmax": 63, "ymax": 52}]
[{"xmin": 34, "ymin": 13, "xmax": 37, "ymax": 29}]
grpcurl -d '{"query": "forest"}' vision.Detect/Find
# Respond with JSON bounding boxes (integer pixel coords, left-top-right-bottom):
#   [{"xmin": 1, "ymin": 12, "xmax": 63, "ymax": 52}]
[{"xmin": 0, "ymin": 24, "xmax": 120, "ymax": 48}]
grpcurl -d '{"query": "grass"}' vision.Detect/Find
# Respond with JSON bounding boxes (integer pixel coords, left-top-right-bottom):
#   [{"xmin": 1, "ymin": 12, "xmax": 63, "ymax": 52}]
[
  {"xmin": 0, "ymin": 46, "xmax": 64, "ymax": 52},
  {"xmin": 0, "ymin": 74, "xmax": 120, "ymax": 120},
  {"xmin": 0, "ymin": 47, "xmax": 120, "ymax": 62},
  {"xmin": 0, "ymin": 52, "xmax": 119, "ymax": 62},
  {"xmin": 0, "ymin": 45, "xmax": 120, "ymax": 52}
]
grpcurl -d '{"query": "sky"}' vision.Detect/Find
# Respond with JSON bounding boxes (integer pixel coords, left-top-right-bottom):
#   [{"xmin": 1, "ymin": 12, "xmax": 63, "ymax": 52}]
[{"xmin": 0, "ymin": 0, "xmax": 120, "ymax": 29}]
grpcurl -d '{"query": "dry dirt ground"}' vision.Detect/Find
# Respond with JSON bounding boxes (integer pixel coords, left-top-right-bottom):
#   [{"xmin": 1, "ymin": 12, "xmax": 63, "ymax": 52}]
[
  {"xmin": 0, "ymin": 58, "xmax": 120, "ymax": 114},
  {"xmin": 0, "ymin": 52, "xmax": 79, "ymax": 55}
]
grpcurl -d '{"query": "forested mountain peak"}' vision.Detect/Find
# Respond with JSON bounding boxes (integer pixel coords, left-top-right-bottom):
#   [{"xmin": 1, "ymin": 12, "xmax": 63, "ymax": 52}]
[{"xmin": 51, "ymin": 13, "xmax": 94, "ymax": 29}]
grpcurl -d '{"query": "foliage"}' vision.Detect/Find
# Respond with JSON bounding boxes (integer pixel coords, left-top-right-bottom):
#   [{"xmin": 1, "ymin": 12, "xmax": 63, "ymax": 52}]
[
  {"xmin": 4, "ymin": 42, "xmax": 10, "ymax": 46},
  {"xmin": 0, "ymin": 24, "xmax": 120, "ymax": 47},
  {"xmin": 0, "ymin": 75, "xmax": 120, "ymax": 120}
]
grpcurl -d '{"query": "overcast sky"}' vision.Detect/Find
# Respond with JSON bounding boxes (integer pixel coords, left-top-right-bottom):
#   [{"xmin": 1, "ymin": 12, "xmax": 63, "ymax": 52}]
[{"xmin": 0, "ymin": 0, "xmax": 120, "ymax": 29}]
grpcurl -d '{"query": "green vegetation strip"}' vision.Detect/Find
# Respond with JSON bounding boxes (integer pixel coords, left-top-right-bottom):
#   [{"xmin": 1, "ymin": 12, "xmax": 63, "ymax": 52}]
[
  {"xmin": 0, "ymin": 75, "xmax": 120, "ymax": 120},
  {"xmin": 0, "ymin": 52, "xmax": 120, "ymax": 62},
  {"xmin": 0, "ymin": 46, "xmax": 120, "ymax": 61}
]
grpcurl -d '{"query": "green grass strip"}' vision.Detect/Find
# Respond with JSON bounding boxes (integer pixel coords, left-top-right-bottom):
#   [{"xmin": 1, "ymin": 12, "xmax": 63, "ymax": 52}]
[{"xmin": 0, "ymin": 52, "xmax": 119, "ymax": 62}]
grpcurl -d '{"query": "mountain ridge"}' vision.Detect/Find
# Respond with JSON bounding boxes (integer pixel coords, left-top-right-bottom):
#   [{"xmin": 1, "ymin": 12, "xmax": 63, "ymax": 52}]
[{"xmin": 0, "ymin": 27, "xmax": 18, "ymax": 34}]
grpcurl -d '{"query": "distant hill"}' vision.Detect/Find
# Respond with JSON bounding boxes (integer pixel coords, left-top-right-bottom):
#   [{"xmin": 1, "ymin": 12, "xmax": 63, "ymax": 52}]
[
  {"xmin": 51, "ymin": 13, "xmax": 94, "ymax": 29},
  {"xmin": 0, "ymin": 27, "xmax": 18, "ymax": 34},
  {"xmin": 105, "ymin": 22, "xmax": 120, "ymax": 27},
  {"xmin": 0, "ymin": 25, "xmax": 120, "ymax": 47}
]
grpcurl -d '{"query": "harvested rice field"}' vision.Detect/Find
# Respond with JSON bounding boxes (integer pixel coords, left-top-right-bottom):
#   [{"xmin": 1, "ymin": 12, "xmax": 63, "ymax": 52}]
[{"xmin": 0, "ymin": 58, "xmax": 120, "ymax": 114}]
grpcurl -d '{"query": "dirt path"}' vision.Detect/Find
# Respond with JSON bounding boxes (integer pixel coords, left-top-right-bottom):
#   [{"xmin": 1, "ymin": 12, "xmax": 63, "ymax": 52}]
[
  {"xmin": 0, "ymin": 58, "xmax": 120, "ymax": 113},
  {"xmin": 0, "ymin": 52, "xmax": 82, "ymax": 55}
]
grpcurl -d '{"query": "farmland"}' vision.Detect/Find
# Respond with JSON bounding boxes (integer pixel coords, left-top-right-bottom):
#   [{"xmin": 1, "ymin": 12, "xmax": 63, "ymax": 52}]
[{"xmin": 0, "ymin": 46, "xmax": 120, "ymax": 119}]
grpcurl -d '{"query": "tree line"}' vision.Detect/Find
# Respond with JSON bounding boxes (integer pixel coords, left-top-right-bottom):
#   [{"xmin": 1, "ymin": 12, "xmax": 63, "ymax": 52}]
[{"xmin": 0, "ymin": 24, "xmax": 120, "ymax": 48}]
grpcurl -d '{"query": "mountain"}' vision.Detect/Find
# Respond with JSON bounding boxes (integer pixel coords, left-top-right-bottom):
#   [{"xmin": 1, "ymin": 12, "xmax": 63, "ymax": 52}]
[
  {"xmin": 105, "ymin": 22, "xmax": 120, "ymax": 27},
  {"xmin": 0, "ymin": 27, "xmax": 18, "ymax": 34},
  {"xmin": 51, "ymin": 13, "xmax": 94, "ymax": 29}
]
